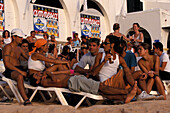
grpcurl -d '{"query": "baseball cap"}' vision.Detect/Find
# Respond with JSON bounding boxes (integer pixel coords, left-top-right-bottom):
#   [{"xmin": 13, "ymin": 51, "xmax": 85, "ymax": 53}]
[{"xmin": 11, "ymin": 28, "xmax": 27, "ymax": 38}]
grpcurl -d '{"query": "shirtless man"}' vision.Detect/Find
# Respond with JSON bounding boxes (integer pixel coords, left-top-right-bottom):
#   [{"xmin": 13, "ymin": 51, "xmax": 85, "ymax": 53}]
[
  {"xmin": 3, "ymin": 28, "xmax": 31, "ymax": 105},
  {"xmin": 30, "ymin": 64, "xmax": 137, "ymax": 103},
  {"xmin": 26, "ymin": 30, "xmax": 37, "ymax": 43}
]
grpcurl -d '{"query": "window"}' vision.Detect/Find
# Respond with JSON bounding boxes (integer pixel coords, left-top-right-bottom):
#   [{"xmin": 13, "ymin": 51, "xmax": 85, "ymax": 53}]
[{"xmin": 127, "ymin": 0, "xmax": 143, "ymax": 13}]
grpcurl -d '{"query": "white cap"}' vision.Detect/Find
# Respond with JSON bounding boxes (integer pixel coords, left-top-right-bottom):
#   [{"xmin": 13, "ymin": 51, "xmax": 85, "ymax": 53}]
[{"xmin": 11, "ymin": 28, "xmax": 27, "ymax": 38}]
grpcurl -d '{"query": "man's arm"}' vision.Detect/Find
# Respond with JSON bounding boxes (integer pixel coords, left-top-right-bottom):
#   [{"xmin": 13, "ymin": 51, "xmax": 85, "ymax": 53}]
[
  {"xmin": 3, "ymin": 45, "xmax": 26, "ymax": 76},
  {"xmin": 130, "ymin": 53, "xmax": 137, "ymax": 72},
  {"xmin": 74, "ymin": 65, "xmax": 90, "ymax": 74},
  {"xmin": 74, "ymin": 54, "xmax": 90, "ymax": 74},
  {"xmin": 160, "ymin": 53, "xmax": 169, "ymax": 71},
  {"xmin": 91, "ymin": 52, "xmax": 108, "ymax": 77},
  {"xmin": 120, "ymin": 56, "xmax": 135, "ymax": 86},
  {"xmin": 160, "ymin": 62, "xmax": 167, "ymax": 71},
  {"xmin": 154, "ymin": 55, "xmax": 160, "ymax": 75}
]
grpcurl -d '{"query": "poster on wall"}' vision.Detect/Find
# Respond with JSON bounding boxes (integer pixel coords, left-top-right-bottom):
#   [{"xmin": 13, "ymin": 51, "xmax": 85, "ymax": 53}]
[
  {"xmin": 81, "ymin": 14, "xmax": 100, "ymax": 39},
  {"xmin": 33, "ymin": 5, "xmax": 59, "ymax": 38},
  {"xmin": 0, "ymin": 0, "xmax": 4, "ymax": 31}
]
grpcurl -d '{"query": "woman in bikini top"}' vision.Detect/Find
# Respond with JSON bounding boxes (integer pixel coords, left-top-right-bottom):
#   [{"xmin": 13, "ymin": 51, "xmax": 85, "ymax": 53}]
[
  {"xmin": 112, "ymin": 23, "xmax": 130, "ymax": 41},
  {"xmin": 138, "ymin": 43, "xmax": 166, "ymax": 100}
]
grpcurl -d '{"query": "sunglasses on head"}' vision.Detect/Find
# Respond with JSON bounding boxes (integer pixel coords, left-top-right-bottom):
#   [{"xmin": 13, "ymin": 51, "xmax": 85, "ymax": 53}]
[{"xmin": 103, "ymin": 42, "xmax": 110, "ymax": 45}]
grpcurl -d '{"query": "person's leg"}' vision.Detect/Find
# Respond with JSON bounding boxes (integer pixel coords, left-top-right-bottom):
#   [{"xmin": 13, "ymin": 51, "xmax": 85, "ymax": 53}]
[
  {"xmin": 11, "ymin": 71, "xmax": 29, "ymax": 101},
  {"xmin": 154, "ymin": 76, "xmax": 166, "ymax": 100},
  {"xmin": 126, "ymin": 70, "xmax": 142, "ymax": 95},
  {"xmin": 99, "ymin": 81, "xmax": 137, "ymax": 103},
  {"xmin": 146, "ymin": 78, "xmax": 154, "ymax": 94},
  {"xmin": 124, "ymin": 81, "xmax": 137, "ymax": 103},
  {"xmin": 133, "ymin": 71, "xmax": 147, "ymax": 92},
  {"xmin": 100, "ymin": 93, "xmax": 126, "ymax": 101},
  {"xmin": 99, "ymin": 83, "xmax": 128, "ymax": 95}
]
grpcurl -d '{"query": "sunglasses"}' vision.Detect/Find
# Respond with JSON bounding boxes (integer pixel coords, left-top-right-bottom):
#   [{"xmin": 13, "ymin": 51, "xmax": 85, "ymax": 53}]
[
  {"xmin": 22, "ymin": 46, "xmax": 28, "ymax": 47},
  {"xmin": 103, "ymin": 42, "xmax": 110, "ymax": 45},
  {"xmin": 138, "ymin": 48, "xmax": 142, "ymax": 50}
]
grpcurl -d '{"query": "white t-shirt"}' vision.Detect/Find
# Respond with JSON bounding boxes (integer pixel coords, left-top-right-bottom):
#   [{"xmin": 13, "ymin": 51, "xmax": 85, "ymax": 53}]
[
  {"xmin": 160, "ymin": 52, "xmax": 170, "ymax": 73},
  {"xmin": 76, "ymin": 48, "xmax": 104, "ymax": 69}
]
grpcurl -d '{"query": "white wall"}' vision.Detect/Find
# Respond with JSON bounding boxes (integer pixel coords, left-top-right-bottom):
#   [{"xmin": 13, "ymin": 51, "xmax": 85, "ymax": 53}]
[
  {"xmin": 144, "ymin": 1, "xmax": 170, "ymax": 11},
  {"xmin": 118, "ymin": 9, "xmax": 162, "ymax": 44}
]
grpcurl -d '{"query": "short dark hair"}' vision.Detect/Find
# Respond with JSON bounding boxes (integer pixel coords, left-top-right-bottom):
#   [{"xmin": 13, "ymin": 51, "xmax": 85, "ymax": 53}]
[
  {"xmin": 43, "ymin": 33, "xmax": 49, "ymax": 39},
  {"xmin": 81, "ymin": 35, "xmax": 86, "ymax": 39},
  {"xmin": 89, "ymin": 38, "xmax": 100, "ymax": 46},
  {"xmin": 29, "ymin": 74, "xmax": 39, "ymax": 87},
  {"xmin": 107, "ymin": 35, "xmax": 121, "ymax": 54},
  {"xmin": 19, "ymin": 39, "xmax": 29, "ymax": 47},
  {"xmin": 133, "ymin": 23, "xmax": 140, "ymax": 28},
  {"xmin": 153, "ymin": 42, "xmax": 163, "ymax": 51},
  {"xmin": 30, "ymin": 30, "xmax": 35, "ymax": 34},
  {"xmin": 120, "ymin": 40, "xmax": 127, "ymax": 51},
  {"xmin": 74, "ymin": 33, "xmax": 78, "ymax": 38},
  {"xmin": 113, "ymin": 23, "xmax": 120, "ymax": 31},
  {"xmin": 61, "ymin": 45, "xmax": 70, "ymax": 55},
  {"xmin": 2, "ymin": 30, "xmax": 10, "ymax": 38},
  {"xmin": 67, "ymin": 37, "xmax": 72, "ymax": 41}
]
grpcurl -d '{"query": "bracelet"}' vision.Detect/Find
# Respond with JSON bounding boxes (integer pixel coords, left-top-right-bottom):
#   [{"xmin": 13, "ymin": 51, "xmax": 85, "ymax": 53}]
[
  {"xmin": 70, "ymin": 69, "xmax": 74, "ymax": 74},
  {"xmin": 152, "ymin": 74, "xmax": 158, "ymax": 79}
]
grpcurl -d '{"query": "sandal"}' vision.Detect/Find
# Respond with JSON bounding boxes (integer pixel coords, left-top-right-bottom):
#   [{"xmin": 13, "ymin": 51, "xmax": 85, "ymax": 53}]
[{"xmin": 23, "ymin": 99, "xmax": 32, "ymax": 106}]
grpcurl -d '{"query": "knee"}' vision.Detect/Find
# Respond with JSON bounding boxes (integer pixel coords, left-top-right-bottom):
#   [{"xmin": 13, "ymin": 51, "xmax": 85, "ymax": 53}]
[{"xmin": 17, "ymin": 75, "xmax": 24, "ymax": 81}]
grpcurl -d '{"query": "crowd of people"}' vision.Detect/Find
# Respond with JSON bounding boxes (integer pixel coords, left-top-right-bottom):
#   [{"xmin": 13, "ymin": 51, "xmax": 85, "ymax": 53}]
[{"xmin": 0, "ymin": 22, "xmax": 169, "ymax": 106}]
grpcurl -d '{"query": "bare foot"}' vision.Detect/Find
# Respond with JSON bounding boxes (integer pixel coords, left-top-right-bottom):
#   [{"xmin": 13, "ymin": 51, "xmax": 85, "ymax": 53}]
[{"xmin": 125, "ymin": 81, "xmax": 137, "ymax": 103}]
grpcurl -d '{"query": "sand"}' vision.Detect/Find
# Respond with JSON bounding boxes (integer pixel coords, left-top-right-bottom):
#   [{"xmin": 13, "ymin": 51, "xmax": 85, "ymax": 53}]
[{"xmin": 0, "ymin": 94, "xmax": 169, "ymax": 113}]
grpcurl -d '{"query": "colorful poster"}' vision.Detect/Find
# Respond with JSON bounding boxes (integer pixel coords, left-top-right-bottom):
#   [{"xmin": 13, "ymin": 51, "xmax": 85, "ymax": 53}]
[
  {"xmin": 33, "ymin": 5, "xmax": 59, "ymax": 38},
  {"xmin": 0, "ymin": 0, "xmax": 4, "ymax": 31},
  {"xmin": 81, "ymin": 14, "xmax": 100, "ymax": 39}
]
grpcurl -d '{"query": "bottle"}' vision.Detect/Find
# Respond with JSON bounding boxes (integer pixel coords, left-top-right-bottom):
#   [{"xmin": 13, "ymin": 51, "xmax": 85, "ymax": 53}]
[
  {"xmin": 109, "ymin": 55, "xmax": 114, "ymax": 64},
  {"xmin": 108, "ymin": 50, "xmax": 114, "ymax": 64}
]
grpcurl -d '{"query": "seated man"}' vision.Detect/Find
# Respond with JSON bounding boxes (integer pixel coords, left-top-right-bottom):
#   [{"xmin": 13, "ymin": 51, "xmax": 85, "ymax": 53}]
[
  {"xmin": 153, "ymin": 42, "xmax": 170, "ymax": 80},
  {"xmin": 19, "ymin": 39, "xmax": 29, "ymax": 71},
  {"xmin": 3, "ymin": 28, "xmax": 31, "ymax": 105},
  {"xmin": 74, "ymin": 38, "xmax": 104, "ymax": 75},
  {"xmin": 91, "ymin": 35, "xmax": 156, "ymax": 101}
]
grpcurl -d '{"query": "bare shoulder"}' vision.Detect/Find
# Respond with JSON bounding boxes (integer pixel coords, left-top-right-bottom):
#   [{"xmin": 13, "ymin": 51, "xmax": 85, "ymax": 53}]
[
  {"xmin": 138, "ymin": 58, "xmax": 144, "ymax": 64},
  {"xmin": 96, "ymin": 52, "xmax": 102, "ymax": 58},
  {"xmin": 3, "ymin": 44, "xmax": 12, "ymax": 53}
]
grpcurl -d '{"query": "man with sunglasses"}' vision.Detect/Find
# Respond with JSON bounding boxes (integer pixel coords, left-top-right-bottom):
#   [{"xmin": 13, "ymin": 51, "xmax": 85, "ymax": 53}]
[
  {"xmin": 3, "ymin": 28, "xmax": 31, "ymax": 105},
  {"xmin": 74, "ymin": 38, "xmax": 104, "ymax": 76}
]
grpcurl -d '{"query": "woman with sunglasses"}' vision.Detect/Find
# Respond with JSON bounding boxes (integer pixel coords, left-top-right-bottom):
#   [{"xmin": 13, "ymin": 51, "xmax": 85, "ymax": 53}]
[{"xmin": 138, "ymin": 43, "xmax": 166, "ymax": 100}]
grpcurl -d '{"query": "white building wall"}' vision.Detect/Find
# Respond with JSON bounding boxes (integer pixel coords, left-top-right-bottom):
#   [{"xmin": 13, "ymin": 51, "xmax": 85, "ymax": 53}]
[
  {"xmin": 3, "ymin": 0, "xmax": 170, "ymax": 50},
  {"xmin": 118, "ymin": 9, "xmax": 162, "ymax": 44},
  {"xmin": 144, "ymin": 1, "xmax": 170, "ymax": 11}
]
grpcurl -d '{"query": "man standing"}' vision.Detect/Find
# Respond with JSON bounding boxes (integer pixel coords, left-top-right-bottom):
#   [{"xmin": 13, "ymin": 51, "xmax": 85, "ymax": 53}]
[
  {"xmin": 153, "ymin": 42, "xmax": 170, "ymax": 80},
  {"xmin": 3, "ymin": 28, "xmax": 31, "ymax": 105},
  {"xmin": 74, "ymin": 38, "xmax": 103, "ymax": 75}
]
